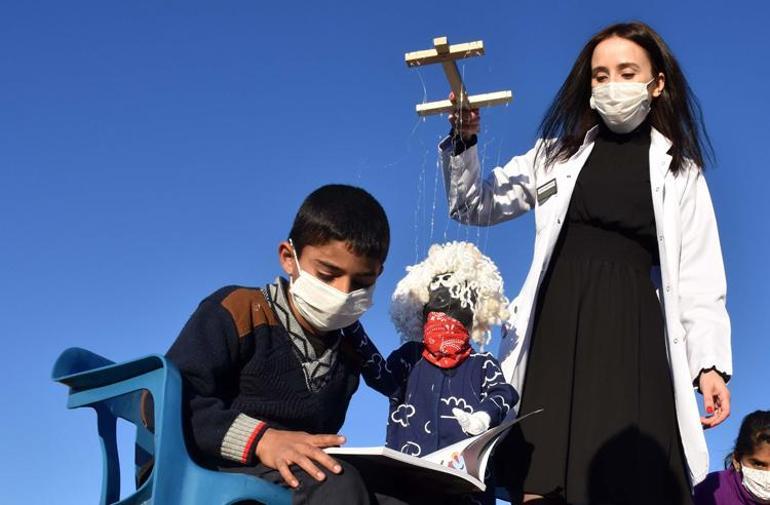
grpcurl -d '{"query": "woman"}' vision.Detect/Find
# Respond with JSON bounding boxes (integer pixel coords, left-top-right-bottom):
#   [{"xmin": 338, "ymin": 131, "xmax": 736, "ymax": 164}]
[
  {"xmin": 694, "ymin": 410, "xmax": 770, "ymax": 505},
  {"xmin": 441, "ymin": 22, "xmax": 732, "ymax": 504}
]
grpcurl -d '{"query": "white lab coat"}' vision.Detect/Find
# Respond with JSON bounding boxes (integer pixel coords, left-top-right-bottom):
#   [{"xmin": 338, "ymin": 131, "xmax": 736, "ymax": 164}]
[{"xmin": 440, "ymin": 125, "xmax": 732, "ymax": 485}]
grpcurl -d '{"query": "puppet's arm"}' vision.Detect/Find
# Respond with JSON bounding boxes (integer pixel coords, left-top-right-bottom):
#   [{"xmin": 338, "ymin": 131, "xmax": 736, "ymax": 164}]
[
  {"xmin": 450, "ymin": 357, "xmax": 519, "ymax": 436},
  {"xmin": 477, "ymin": 356, "xmax": 518, "ymax": 426},
  {"xmin": 343, "ymin": 322, "xmax": 420, "ymax": 398}
]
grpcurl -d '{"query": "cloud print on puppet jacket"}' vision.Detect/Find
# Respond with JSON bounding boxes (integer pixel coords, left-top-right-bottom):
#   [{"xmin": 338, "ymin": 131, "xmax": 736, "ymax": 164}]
[{"xmin": 343, "ymin": 323, "xmax": 518, "ymax": 456}]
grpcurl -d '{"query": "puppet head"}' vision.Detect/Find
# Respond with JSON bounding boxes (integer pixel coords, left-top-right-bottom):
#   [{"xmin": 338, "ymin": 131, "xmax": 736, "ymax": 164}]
[{"xmin": 389, "ymin": 241, "xmax": 509, "ymax": 348}]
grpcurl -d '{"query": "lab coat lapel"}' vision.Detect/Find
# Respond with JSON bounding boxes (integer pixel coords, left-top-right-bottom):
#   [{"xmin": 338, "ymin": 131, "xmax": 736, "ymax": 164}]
[{"xmin": 648, "ymin": 127, "xmax": 673, "ymax": 285}]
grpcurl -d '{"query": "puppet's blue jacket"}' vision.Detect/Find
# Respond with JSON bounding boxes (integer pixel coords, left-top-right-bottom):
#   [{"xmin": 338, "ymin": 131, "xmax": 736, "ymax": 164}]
[{"xmin": 345, "ymin": 323, "xmax": 518, "ymax": 457}]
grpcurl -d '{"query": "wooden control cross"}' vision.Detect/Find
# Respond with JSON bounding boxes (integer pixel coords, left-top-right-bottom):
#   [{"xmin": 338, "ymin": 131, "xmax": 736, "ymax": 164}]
[{"xmin": 405, "ymin": 36, "xmax": 512, "ymax": 116}]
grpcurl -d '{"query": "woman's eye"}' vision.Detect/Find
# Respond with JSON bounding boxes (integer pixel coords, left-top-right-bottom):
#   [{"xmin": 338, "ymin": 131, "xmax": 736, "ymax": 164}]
[
  {"xmin": 317, "ymin": 273, "xmax": 336, "ymax": 282},
  {"xmin": 622, "ymin": 73, "xmax": 635, "ymax": 79},
  {"xmin": 595, "ymin": 75, "xmax": 607, "ymax": 83}
]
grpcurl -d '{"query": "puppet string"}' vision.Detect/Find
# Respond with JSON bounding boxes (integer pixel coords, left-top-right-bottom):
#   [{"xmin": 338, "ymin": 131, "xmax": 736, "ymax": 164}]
[{"xmin": 428, "ymin": 139, "xmax": 441, "ymax": 247}]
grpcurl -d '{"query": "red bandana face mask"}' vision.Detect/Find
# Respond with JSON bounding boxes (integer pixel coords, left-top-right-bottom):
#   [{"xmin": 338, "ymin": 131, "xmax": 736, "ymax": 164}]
[{"xmin": 422, "ymin": 311, "xmax": 472, "ymax": 368}]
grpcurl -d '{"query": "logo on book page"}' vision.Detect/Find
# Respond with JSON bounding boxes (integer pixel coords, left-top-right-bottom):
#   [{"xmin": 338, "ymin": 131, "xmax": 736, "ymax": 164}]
[{"xmin": 445, "ymin": 451, "xmax": 466, "ymax": 472}]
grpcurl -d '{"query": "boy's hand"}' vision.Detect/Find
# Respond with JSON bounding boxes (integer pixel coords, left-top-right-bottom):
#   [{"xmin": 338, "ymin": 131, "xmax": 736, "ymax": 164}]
[{"xmin": 255, "ymin": 428, "xmax": 345, "ymax": 488}]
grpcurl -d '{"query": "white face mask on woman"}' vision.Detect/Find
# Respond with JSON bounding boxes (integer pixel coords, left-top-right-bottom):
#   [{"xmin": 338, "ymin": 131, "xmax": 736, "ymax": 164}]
[
  {"xmin": 742, "ymin": 466, "xmax": 770, "ymax": 503},
  {"xmin": 590, "ymin": 78, "xmax": 655, "ymax": 134},
  {"xmin": 288, "ymin": 240, "xmax": 375, "ymax": 332}
]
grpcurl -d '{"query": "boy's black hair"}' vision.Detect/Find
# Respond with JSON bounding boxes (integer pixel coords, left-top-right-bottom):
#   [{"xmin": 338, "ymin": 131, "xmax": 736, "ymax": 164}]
[{"xmin": 289, "ymin": 184, "xmax": 390, "ymax": 263}]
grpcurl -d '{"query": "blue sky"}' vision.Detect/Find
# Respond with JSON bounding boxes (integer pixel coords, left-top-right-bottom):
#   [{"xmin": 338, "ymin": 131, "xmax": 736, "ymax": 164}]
[{"xmin": 1, "ymin": 1, "xmax": 768, "ymax": 503}]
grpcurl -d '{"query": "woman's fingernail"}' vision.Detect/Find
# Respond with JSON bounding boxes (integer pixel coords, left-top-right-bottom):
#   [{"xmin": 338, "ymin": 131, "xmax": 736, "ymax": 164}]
[
  {"xmin": 334, "ymin": 465, "xmax": 342, "ymax": 473},
  {"xmin": 707, "ymin": 406, "xmax": 714, "ymax": 414}
]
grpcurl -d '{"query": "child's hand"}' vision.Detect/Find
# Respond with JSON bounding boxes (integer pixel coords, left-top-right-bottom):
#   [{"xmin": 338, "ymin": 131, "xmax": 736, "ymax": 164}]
[
  {"xmin": 452, "ymin": 408, "xmax": 491, "ymax": 436},
  {"xmin": 255, "ymin": 428, "xmax": 345, "ymax": 488}
]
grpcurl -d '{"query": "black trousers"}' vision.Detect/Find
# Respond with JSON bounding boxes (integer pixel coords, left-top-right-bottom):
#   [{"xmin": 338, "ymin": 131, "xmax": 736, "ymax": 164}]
[
  {"xmin": 219, "ymin": 460, "xmax": 491, "ymax": 505},
  {"xmin": 220, "ymin": 460, "xmax": 408, "ymax": 505}
]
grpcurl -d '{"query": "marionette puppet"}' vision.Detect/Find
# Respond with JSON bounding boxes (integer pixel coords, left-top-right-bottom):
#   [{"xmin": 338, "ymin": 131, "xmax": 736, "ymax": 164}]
[{"xmin": 351, "ymin": 241, "xmax": 518, "ymax": 495}]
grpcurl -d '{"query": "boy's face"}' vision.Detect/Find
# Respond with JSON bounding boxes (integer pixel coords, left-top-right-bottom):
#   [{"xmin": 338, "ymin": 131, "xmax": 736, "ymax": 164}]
[{"xmin": 279, "ymin": 239, "xmax": 382, "ymax": 293}]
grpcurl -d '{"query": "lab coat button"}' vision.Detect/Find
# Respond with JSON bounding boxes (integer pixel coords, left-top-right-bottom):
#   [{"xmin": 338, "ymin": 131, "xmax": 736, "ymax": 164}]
[
  {"xmin": 666, "ymin": 285, "xmax": 671, "ymax": 292},
  {"xmin": 659, "ymin": 235, "xmax": 664, "ymax": 242},
  {"xmin": 674, "ymin": 338, "xmax": 679, "ymax": 344}
]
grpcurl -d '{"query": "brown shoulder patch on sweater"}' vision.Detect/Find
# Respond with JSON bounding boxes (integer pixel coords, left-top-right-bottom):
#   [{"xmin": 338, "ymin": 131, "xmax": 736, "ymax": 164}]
[{"xmin": 220, "ymin": 288, "xmax": 278, "ymax": 338}]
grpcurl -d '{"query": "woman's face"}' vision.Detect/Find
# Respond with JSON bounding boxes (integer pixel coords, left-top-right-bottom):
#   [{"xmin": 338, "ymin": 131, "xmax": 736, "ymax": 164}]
[
  {"xmin": 735, "ymin": 442, "xmax": 770, "ymax": 472},
  {"xmin": 590, "ymin": 36, "xmax": 665, "ymax": 98}
]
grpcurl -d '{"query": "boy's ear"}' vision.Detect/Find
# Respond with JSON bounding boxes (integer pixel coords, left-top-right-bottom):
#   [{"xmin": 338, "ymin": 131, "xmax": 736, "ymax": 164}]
[{"xmin": 278, "ymin": 241, "xmax": 297, "ymax": 279}]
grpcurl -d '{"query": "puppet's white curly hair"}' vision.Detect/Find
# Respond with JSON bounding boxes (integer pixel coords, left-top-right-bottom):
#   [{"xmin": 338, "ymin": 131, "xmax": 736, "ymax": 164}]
[{"xmin": 389, "ymin": 241, "xmax": 509, "ymax": 346}]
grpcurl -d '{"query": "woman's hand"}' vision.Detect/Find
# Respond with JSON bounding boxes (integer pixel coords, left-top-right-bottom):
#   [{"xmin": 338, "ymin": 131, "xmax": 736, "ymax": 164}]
[
  {"xmin": 699, "ymin": 370, "xmax": 731, "ymax": 429},
  {"xmin": 255, "ymin": 428, "xmax": 345, "ymax": 488},
  {"xmin": 447, "ymin": 91, "xmax": 480, "ymax": 140}
]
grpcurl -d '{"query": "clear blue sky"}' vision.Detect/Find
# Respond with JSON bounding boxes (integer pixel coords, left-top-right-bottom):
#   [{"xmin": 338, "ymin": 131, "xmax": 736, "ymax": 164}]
[{"xmin": 1, "ymin": 1, "xmax": 768, "ymax": 503}]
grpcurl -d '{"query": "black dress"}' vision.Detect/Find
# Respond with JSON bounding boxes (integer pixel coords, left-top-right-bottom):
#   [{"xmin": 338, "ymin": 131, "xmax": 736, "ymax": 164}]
[{"xmin": 501, "ymin": 123, "xmax": 692, "ymax": 505}]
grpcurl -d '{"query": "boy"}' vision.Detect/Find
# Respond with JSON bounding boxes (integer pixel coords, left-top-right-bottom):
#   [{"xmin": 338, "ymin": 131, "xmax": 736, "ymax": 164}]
[{"xmin": 166, "ymin": 184, "xmax": 391, "ymax": 504}]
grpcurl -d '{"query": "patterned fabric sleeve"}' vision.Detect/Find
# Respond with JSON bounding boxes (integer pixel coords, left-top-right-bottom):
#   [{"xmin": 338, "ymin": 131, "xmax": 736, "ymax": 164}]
[
  {"xmin": 343, "ymin": 322, "xmax": 420, "ymax": 400},
  {"xmin": 476, "ymin": 354, "xmax": 519, "ymax": 426}
]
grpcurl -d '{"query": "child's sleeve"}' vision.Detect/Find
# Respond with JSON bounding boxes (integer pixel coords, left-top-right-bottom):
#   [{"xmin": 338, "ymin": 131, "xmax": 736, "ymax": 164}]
[
  {"xmin": 344, "ymin": 322, "xmax": 420, "ymax": 399},
  {"xmin": 166, "ymin": 299, "xmax": 266, "ymax": 465},
  {"xmin": 477, "ymin": 355, "xmax": 519, "ymax": 426}
]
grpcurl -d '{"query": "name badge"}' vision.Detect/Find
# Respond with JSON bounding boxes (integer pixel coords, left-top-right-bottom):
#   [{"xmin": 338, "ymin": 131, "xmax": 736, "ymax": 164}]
[{"xmin": 536, "ymin": 179, "xmax": 557, "ymax": 205}]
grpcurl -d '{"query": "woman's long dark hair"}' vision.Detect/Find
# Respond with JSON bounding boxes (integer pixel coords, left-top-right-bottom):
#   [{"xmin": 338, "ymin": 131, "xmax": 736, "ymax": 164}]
[
  {"xmin": 725, "ymin": 410, "xmax": 770, "ymax": 469},
  {"xmin": 537, "ymin": 21, "xmax": 713, "ymax": 174}
]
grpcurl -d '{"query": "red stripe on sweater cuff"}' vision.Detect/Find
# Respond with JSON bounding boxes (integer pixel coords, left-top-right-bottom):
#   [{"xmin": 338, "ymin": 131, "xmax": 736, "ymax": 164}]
[{"xmin": 241, "ymin": 421, "xmax": 268, "ymax": 463}]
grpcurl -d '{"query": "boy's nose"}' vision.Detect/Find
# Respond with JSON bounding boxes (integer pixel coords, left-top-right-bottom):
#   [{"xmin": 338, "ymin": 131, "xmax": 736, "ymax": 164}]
[{"xmin": 331, "ymin": 277, "xmax": 354, "ymax": 293}]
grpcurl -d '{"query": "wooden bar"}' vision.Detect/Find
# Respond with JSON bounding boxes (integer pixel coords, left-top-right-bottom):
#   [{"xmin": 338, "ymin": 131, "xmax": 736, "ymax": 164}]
[
  {"xmin": 415, "ymin": 90, "xmax": 513, "ymax": 116},
  {"xmin": 433, "ymin": 36, "xmax": 449, "ymax": 54},
  {"xmin": 441, "ymin": 60, "xmax": 469, "ymax": 108},
  {"xmin": 404, "ymin": 40, "xmax": 484, "ymax": 67}
]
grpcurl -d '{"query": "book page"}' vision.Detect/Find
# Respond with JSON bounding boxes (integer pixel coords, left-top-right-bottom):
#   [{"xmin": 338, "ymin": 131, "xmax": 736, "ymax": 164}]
[
  {"xmin": 326, "ymin": 445, "xmax": 486, "ymax": 492},
  {"xmin": 422, "ymin": 409, "xmax": 544, "ymax": 479},
  {"xmin": 324, "ymin": 409, "xmax": 543, "ymax": 493}
]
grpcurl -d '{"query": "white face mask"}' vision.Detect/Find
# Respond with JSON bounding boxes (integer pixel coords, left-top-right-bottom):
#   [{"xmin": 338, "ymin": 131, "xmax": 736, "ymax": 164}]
[
  {"xmin": 590, "ymin": 78, "xmax": 655, "ymax": 134},
  {"xmin": 742, "ymin": 466, "xmax": 770, "ymax": 503},
  {"xmin": 288, "ymin": 241, "xmax": 375, "ymax": 332}
]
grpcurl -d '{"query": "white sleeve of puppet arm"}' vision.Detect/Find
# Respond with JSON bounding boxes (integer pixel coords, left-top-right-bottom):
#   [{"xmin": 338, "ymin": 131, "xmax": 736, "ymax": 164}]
[
  {"xmin": 439, "ymin": 137, "xmax": 539, "ymax": 226},
  {"xmin": 678, "ymin": 168, "xmax": 733, "ymax": 384}
]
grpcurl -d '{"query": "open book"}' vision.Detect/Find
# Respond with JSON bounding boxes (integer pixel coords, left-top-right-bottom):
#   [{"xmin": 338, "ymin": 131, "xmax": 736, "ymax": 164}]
[{"xmin": 325, "ymin": 409, "xmax": 542, "ymax": 494}]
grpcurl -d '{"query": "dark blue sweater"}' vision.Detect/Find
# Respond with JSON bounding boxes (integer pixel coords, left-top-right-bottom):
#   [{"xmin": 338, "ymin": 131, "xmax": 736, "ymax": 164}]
[{"xmin": 166, "ymin": 282, "xmax": 368, "ymax": 467}]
